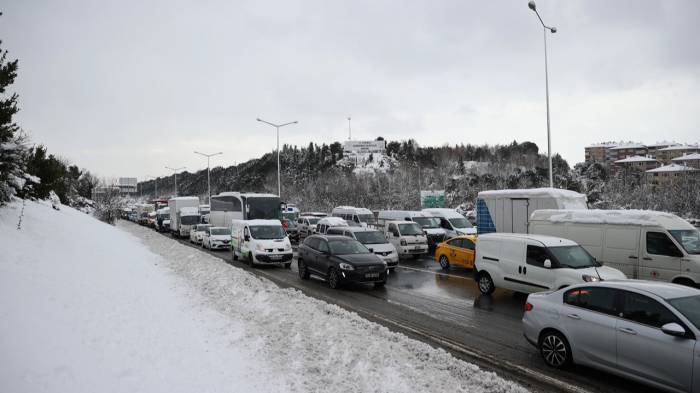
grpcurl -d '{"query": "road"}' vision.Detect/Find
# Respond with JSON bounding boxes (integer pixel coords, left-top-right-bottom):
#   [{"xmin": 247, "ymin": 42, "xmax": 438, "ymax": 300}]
[{"xmin": 158, "ymin": 228, "xmax": 661, "ymax": 393}]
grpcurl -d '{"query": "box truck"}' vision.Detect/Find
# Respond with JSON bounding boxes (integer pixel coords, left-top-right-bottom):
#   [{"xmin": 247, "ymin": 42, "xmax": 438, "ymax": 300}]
[
  {"xmin": 168, "ymin": 196, "xmax": 200, "ymax": 236},
  {"xmin": 476, "ymin": 188, "xmax": 587, "ymax": 234}
]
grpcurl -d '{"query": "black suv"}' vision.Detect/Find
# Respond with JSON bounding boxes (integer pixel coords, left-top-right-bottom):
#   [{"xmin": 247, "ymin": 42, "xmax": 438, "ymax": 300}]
[{"xmin": 297, "ymin": 235, "xmax": 387, "ymax": 289}]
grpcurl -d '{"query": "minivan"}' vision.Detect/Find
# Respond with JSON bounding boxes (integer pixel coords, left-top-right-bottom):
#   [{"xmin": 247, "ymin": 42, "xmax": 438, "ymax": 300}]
[{"xmin": 474, "ymin": 233, "xmax": 626, "ymax": 295}]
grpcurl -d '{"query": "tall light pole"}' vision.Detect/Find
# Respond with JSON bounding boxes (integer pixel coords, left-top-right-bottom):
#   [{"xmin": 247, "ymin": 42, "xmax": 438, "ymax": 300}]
[
  {"xmin": 528, "ymin": 0, "xmax": 556, "ymax": 188},
  {"xmin": 194, "ymin": 151, "xmax": 222, "ymax": 205},
  {"xmin": 256, "ymin": 118, "xmax": 298, "ymax": 197},
  {"xmin": 347, "ymin": 116, "xmax": 352, "ymax": 140},
  {"xmin": 165, "ymin": 166, "xmax": 186, "ymax": 196},
  {"xmin": 146, "ymin": 175, "xmax": 159, "ymax": 199}
]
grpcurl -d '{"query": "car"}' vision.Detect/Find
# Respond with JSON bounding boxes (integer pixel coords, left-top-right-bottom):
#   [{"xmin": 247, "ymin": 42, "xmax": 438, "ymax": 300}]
[
  {"xmin": 434, "ymin": 235, "xmax": 477, "ymax": 270},
  {"xmin": 297, "ymin": 215, "xmax": 323, "ymax": 239},
  {"xmin": 297, "ymin": 235, "xmax": 388, "ymax": 289},
  {"xmin": 189, "ymin": 223, "xmax": 211, "ymax": 244},
  {"xmin": 316, "ymin": 216, "xmax": 349, "ymax": 235},
  {"xmin": 474, "ymin": 233, "xmax": 626, "ymax": 295},
  {"xmin": 231, "ymin": 219, "xmax": 293, "ymax": 268},
  {"xmin": 202, "ymin": 226, "xmax": 231, "ymax": 250},
  {"xmin": 326, "ymin": 226, "xmax": 399, "ymax": 270},
  {"xmin": 523, "ymin": 280, "xmax": 700, "ymax": 393}
]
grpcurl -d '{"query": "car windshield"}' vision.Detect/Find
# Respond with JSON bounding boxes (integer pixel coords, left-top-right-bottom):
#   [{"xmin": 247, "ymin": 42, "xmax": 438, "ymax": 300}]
[
  {"xmin": 398, "ymin": 223, "xmax": 423, "ymax": 236},
  {"xmin": 196, "ymin": 225, "xmax": 211, "ymax": 231},
  {"xmin": 180, "ymin": 215, "xmax": 199, "ymax": 225},
  {"xmin": 307, "ymin": 218, "xmax": 321, "ymax": 225},
  {"xmin": 357, "ymin": 214, "xmax": 374, "ymax": 223},
  {"xmin": 668, "ymin": 295, "xmax": 700, "ymax": 330},
  {"xmin": 249, "ymin": 225, "xmax": 286, "ymax": 240},
  {"xmin": 328, "ymin": 239, "xmax": 370, "ymax": 255},
  {"xmin": 210, "ymin": 228, "xmax": 230, "ymax": 236},
  {"xmin": 449, "ymin": 217, "xmax": 473, "ymax": 228},
  {"xmin": 354, "ymin": 231, "xmax": 387, "ymax": 245},
  {"xmin": 548, "ymin": 245, "xmax": 599, "ymax": 269},
  {"xmin": 669, "ymin": 229, "xmax": 700, "ymax": 255},
  {"xmin": 412, "ymin": 217, "xmax": 440, "ymax": 229}
]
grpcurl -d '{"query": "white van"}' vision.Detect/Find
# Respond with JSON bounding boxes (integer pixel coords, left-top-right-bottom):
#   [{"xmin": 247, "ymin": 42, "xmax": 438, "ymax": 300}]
[
  {"xmin": 326, "ymin": 226, "xmax": 400, "ymax": 269},
  {"xmin": 474, "ymin": 233, "xmax": 626, "ymax": 295},
  {"xmin": 331, "ymin": 206, "xmax": 375, "ymax": 227},
  {"xmin": 383, "ymin": 220, "xmax": 429, "ymax": 258},
  {"xmin": 316, "ymin": 217, "xmax": 349, "ymax": 234},
  {"xmin": 231, "ymin": 219, "xmax": 293, "ymax": 268},
  {"xmin": 423, "ymin": 208, "xmax": 477, "ymax": 237},
  {"xmin": 377, "ymin": 210, "xmax": 447, "ymax": 248},
  {"xmin": 529, "ymin": 209, "xmax": 700, "ymax": 286}
]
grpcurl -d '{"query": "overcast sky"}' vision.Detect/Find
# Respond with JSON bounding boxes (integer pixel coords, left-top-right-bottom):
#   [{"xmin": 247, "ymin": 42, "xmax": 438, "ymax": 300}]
[{"xmin": 2, "ymin": 0, "xmax": 699, "ymax": 179}]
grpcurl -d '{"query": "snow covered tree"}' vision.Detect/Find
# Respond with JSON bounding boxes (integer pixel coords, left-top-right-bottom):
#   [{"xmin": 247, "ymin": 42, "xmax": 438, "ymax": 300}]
[{"xmin": 0, "ymin": 30, "xmax": 32, "ymax": 204}]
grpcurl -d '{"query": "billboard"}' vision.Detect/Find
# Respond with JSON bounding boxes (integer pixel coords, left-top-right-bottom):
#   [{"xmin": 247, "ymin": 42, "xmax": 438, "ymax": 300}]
[
  {"xmin": 343, "ymin": 140, "xmax": 386, "ymax": 154},
  {"xmin": 420, "ymin": 190, "xmax": 446, "ymax": 208}
]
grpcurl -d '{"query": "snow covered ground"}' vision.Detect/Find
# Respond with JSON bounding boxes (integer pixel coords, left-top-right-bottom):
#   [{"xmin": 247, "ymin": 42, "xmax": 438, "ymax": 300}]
[{"xmin": 0, "ymin": 199, "xmax": 527, "ymax": 393}]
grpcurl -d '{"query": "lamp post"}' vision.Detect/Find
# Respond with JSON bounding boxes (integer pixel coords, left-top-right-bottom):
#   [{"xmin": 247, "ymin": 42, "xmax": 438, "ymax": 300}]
[
  {"xmin": 146, "ymin": 175, "xmax": 158, "ymax": 198},
  {"xmin": 165, "ymin": 166, "xmax": 186, "ymax": 196},
  {"xmin": 194, "ymin": 151, "xmax": 222, "ymax": 205},
  {"xmin": 528, "ymin": 0, "xmax": 556, "ymax": 188},
  {"xmin": 256, "ymin": 118, "xmax": 298, "ymax": 197}
]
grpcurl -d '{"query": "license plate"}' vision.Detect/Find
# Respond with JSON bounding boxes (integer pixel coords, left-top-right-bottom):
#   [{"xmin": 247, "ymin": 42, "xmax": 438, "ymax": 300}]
[
  {"xmin": 269, "ymin": 254, "xmax": 282, "ymax": 260},
  {"xmin": 365, "ymin": 273, "xmax": 380, "ymax": 278},
  {"xmin": 414, "ymin": 246, "xmax": 421, "ymax": 250}
]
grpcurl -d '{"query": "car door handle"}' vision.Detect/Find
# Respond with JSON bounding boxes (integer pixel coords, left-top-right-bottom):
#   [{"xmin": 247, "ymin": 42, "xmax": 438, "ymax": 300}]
[
  {"xmin": 618, "ymin": 327, "xmax": 637, "ymax": 335},
  {"xmin": 523, "ymin": 266, "xmax": 527, "ymax": 275},
  {"xmin": 628, "ymin": 255, "xmax": 638, "ymax": 259},
  {"xmin": 643, "ymin": 257, "xmax": 652, "ymax": 261},
  {"xmin": 518, "ymin": 266, "xmax": 522, "ymax": 274},
  {"xmin": 566, "ymin": 314, "xmax": 581, "ymax": 320}
]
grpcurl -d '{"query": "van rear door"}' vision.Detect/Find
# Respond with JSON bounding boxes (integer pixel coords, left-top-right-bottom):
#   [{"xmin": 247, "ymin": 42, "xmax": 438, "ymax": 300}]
[{"xmin": 602, "ymin": 227, "xmax": 641, "ymax": 279}]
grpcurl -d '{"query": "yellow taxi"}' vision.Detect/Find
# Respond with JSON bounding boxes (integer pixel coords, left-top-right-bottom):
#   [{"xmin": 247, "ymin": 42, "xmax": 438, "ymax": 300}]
[{"xmin": 434, "ymin": 235, "xmax": 477, "ymax": 270}]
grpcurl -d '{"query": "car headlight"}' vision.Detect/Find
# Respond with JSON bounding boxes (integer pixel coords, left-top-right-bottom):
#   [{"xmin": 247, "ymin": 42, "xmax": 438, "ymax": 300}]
[
  {"xmin": 582, "ymin": 274, "xmax": 602, "ymax": 282},
  {"xmin": 339, "ymin": 262, "xmax": 355, "ymax": 271},
  {"xmin": 284, "ymin": 243, "xmax": 292, "ymax": 251},
  {"xmin": 400, "ymin": 239, "xmax": 407, "ymax": 246},
  {"xmin": 256, "ymin": 243, "xmax": 265, "ymax": 252}
]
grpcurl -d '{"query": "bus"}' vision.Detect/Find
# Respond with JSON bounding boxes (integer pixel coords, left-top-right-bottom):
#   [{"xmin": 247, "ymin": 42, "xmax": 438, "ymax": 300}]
[{"xmin": 209, "ymin": 192, "xmax": 283, "ymax": 228}]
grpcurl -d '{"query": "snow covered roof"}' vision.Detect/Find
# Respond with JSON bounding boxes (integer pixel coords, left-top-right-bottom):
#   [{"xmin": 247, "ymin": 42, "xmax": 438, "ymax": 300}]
[
  {"xmin": 614, "ymin": 155, "xmax": 657, "ymax": 163},
  {"xmin": 609, "ymin": 143, "xmax": 646, "ymax": 150},
  {"xmin": 478, "ymin": 188, "xmax": 586, "ymax": 200},
  {"xmin": 236, "ymin": 219, "xmax": 282, "ymax": 226},
  {"xmin": 530, "ymin": 209, "xmax": 694, "ymax": 229},
  {"xmin": 169, "ymin": 196, "xmax": 199, "ymax": 201},
  {"xmin": 658, "ymin": 144, "xmax": 700, "ymax": 151},
  {"xmin": 585, "ymin": 142, "xmax": 618, "ymax": 148},
  {"xmin": 179, "ymin": 206, "xmax": 200, "ymax": 215},
  {"xmin": 215, "ymin": 192, "xmax": 279, "ymax": 198},
  {"xmin": 672, "ymin": 153, "xmax": 700, "ymax": 161},
  {"xmin": 645, "ymin": 141, "xmax": 677, "ymax": 148},
  {"xmin": 332, "ymin": 206, "xmax": 373, "ymax": 215},
  {"xmin": 318, "ymin": 217, "xmax": 349, "ymax": 226},
  {"xmin": 646, "ymin": 164, "xmax": 698, "ymax": 173}
]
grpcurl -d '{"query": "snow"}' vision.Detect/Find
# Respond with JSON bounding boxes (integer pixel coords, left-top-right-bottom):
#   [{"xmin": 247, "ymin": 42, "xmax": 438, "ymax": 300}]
[
  {"xmin": 609, "ymin": 142, "xmax": 645, "ymax": 150},
  {"xmin": 1, "ymin": 200, "xmax": 526, "ymax": 393},
  {"xmin": 318, "ymin": 216, "xmax": 349, "ymax": 226},
  {"xmin": 531, "ymin": 208, "xmax": 693, "ymax": 228},
  {"xmin": 658, "ymin": 144, "xmax": 700, "ymax": 151},
  {"xmin": 614, "ymin": 155, "xmax": 657, "ymax": 163},
  {"xmin": 672, "ymin": 152, "xmax": 700, "ymax": 161},
  {"xmin": 477, "ymin": 188, "xmax": 587, "ymax": 209},
  {"xmin": 646, "ymin": 164, "xmax": 698, "ymax": 173}
]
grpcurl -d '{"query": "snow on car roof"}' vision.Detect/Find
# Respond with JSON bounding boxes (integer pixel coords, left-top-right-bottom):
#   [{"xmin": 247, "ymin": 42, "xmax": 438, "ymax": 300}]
[
  {"xmin": 168, "ymin": 196, "xmax": 199, "ymax": 201},
  {"xmin": 477, "ymin": 188, "xmax": 587, "ymax": 209},
  {"xmin": 179, "ymin": 206, "xmax": 200, "ymax": 214},
  {"xmin": 422, "ymin": 208, "xmax": 463, "ymax": 218},
  {"xmin": 530, "ymin": 209, "xmax": 695, "ymax": 229},
  {"xmin": 318, "ymin": 217, "xmax": 349, "ymax": 226},
  {"xmin": 333, "ymin": 206, "xmax": 373, "ymax": 214},
  {"xmin": 478, "ymin": 232, "xmax": 578, "ymax": 247}
]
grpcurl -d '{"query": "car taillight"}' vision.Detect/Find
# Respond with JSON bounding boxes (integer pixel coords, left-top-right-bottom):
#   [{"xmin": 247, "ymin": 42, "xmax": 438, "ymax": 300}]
[{"xmin": 524, "ymin": 302, "xmax": 534, "ymax": 312}]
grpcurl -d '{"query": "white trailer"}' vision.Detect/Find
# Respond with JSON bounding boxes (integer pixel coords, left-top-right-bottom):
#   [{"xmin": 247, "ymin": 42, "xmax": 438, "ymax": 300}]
[
  {"xmin": 168, "ymin": 196, "xmax": 200, "ymax": 236},
  {"xmin": 476, "ymin": 188, "xmax": 587, "ymax": 234}
]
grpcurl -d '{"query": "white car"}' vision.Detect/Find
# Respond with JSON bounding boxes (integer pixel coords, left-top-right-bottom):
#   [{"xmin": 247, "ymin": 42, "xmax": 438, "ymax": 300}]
[
  {"xmin": 189, "ymin": 224, "xmax": 211, "ymax": 244},
  {"xmin": 474, "ymin": 233, "xmax": 626, "ymax": 295},
  {"xmin": 202, "ymin": 227, "xmax": 231, "ymax": 250},
  {"xmin": 326, "ymin": 226, "xmax": 399, "ymax": 270}
]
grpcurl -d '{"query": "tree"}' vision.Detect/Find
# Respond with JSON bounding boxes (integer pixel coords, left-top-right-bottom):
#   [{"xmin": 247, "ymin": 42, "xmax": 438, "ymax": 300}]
[{"xmin": 0, "ymin": 27, "xmax": 31, "ymax": 204}]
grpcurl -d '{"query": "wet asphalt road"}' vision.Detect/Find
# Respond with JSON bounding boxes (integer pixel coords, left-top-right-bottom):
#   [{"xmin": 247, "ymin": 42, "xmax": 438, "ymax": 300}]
[{"xmin": 159, "ymin": 228, "xmax": 661, "ymax": 393}]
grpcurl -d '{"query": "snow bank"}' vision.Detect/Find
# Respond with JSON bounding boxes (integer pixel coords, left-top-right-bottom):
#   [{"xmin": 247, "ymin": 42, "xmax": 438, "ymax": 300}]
[
  {"xmin": 0, "ymin": 200, "xmax": 287, "ymax": 393},
  {"xmin": 120, "ymin": 220, "xmax": 527, "ymax": 393}
]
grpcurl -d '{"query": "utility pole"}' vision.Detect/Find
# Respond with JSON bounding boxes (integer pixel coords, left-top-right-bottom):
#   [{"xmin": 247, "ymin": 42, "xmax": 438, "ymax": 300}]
[
  {"xmin": 348, "ymin": 116, "xmax": 352, "ymax": 140},
  {"xmin": 165, "ymin": 166, "xmax": 186, "ymax": 196},
  {"xmin": 194, "ymin": 151, "xmax": 223, "ymax": 205},
  {"xmin": 256, "ymin": 118, "xmax": 298, "ymax": 198}
]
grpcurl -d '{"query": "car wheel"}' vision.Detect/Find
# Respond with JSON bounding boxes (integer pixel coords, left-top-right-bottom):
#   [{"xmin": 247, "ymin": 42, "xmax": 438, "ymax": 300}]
[
  {"xmin": 298, "ymin": 259, "xmax": 310, "ymax": 280},
  {"xmin": 327, "ymin": 268, "xmax": 341, "ymax": 289},
  {"xmin": 477, "ymin": 271, "xmax": 495, "ymax": 295},
  {"xmin": 248, "ymin": 253, "xmax": 256, "ymax": 267},
  {"xmin": 284, "ymin": 262, "xmax": 291, "ymax": 269},
  {"xmin": 539, "ymin": 331, "xmax": 572, "ymax": 369},
  {"xmin": 439, "ymin": 255, "xmax": 450, "ymax": 270},
  {"xmin": 233, "ymin": 251, "xmax": 238, "ymax": 261},
  {"xmin": 673, "ymin": 278, "xmax": 696, "ymax": 288}
]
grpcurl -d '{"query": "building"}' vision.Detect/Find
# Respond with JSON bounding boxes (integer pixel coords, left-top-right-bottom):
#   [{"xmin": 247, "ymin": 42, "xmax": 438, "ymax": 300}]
[
  {"xmin": 584, "ymin": 142, "xmax": 617, "ymax": 164},
  {"xmin": 609, "ymin": 142, "xmax": 647, "ymax": 162},
  {"xmin": 614, "ymin": 155, "xmax": 659, "ymax": 172},
  {"xmin": 656, "ymin": 145, "xmax": 700, "ymax": 164},
  {"xmin": 644, "ymin": 141, "xmax": 676, "ymax": 158},
  {"xmin": 672, "ymin": 152, "xmax": 700, "ymax": 169},
  {"xmin": 646, "ymin": 164, "xmax": 698, "ymax": 186},
  {"xmin": 118, "ymin": 177, "xmax": 138, "ymax": 194}
]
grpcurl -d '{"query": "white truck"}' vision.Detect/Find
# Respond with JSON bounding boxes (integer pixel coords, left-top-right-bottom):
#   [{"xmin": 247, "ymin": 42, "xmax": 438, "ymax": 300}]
[
  {"xmin": 382, "ymin": 220, "xmax": 429, "ymax": 258},
  {"xmin": 377, "ymin": 210, "xmax": 447, "ymax": 249},
  {"xmin": 423, "ymin": 208, "xmax": 477, "ymax": 237},
  {"xmin": 529, "ymin": 209, "xmax": 700, "ymax": 286},
  {"xmin": 168, "ymin": 196, "xmax": 200, "ymax": 237},
  {"xmin": 231, "ymin": 219, "xmax": 293, "ymax": 268},
  {"xmin": 476, "ymin": 188, "xmax": 587, "ymax": 234},
  {"xmin": 331, "ymin": 206, "xmax": 375, "ymax": 227}
]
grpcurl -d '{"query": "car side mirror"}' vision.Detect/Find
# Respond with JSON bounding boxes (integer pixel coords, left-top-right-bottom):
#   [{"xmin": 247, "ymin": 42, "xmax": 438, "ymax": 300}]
[
  {"xmin": 244, "ymin": 235, "xmax": 250, "ymax": 242},
  {"xmin": 543, "ymin": 259, "xmax": 552, "ymax": 269},
  {"xmin": 661, "ymin": 322, "xmax": 687, "ymax": 338},
  {"xmin": 368, "ymin": 248, "xmax": 374, "ymax": 253}
]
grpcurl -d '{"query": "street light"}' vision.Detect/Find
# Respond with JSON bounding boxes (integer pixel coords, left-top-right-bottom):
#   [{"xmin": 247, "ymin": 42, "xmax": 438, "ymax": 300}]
[
  {"xmin": 256, "ymin": 118, "xmax": 298, "ymax": 197},
  {"xmin": 146, "ymin": 175, "xmax": 159, "ymax": 199},
  {"xmin": 194, "ymin": 151, "xmax": 223, "ymax": 205},
  {"xmin": 165, "ymin": 166, "xmax": 186, "ymax": 196},
  {"xmin": 528, "ymin": 0, "xmax": 557, "ymax": 188}
]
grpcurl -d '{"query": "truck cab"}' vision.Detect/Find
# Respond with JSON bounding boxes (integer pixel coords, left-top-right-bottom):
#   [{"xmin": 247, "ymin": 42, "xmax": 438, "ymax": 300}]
[
  {"xmin": 383, "ymin": 220, "xmax": 428, "ymax": 258},
  {"xmin": 231, "ymin": 219, "xmax": 293, "ymax": 268}
]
